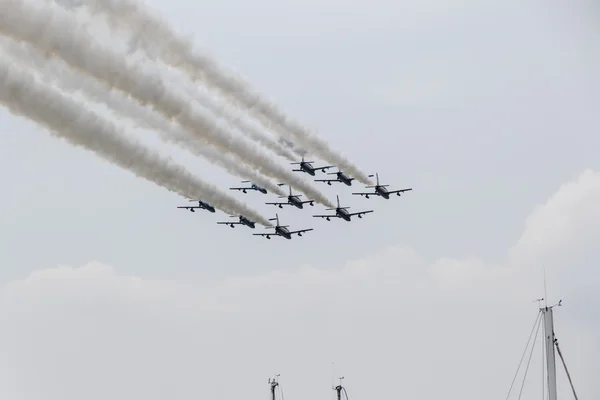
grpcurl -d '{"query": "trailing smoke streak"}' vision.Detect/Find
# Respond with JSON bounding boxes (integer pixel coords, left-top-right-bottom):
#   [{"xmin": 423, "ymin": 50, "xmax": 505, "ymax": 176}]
[
  {"xmin": 170, "ymin": 72, "xmax": 298, "ymax": 161},
  {"xmin": 50, "ymin": 0, "xmax": 372, "ymax": 184},
  {"xmin": 0, "ymin": 57, "xmax": 272, "ymax": 227},
  {"xmin": 0, "ymin": 0, "xmax": 334, "ymax": 207},
  {"xmin": 0, "ymin": 39, "xmax": 286, "ymax": 196}
]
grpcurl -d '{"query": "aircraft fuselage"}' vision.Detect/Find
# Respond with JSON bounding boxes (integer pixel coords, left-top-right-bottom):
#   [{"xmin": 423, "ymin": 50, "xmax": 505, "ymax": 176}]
[
  {"xmin": 251, "ymin": 184, "xmax": 267, "ymax": 194},
  {"xmin": 338, "ymin": 173, "xmax": 352, "ymax": 186},
  {"xmin": 201, "ymin": 203, "xmax": 217, "ymax": 212},
  {"xmin": 289, "ymin": 196, "xmax": 304, "ymax": 209},
  {"xmin": 301, "ymin": 163, "xmax": 316, "ymax": 176},
  {"xmin": 337, "ymin": 209, "xmax": 352, "ymax": 221},
  {"xmin": 240, "ymin": 217, "xmax": 256, "ymax": 228},
  {"xmin": 276, "ymin": 226, "xmax": 292, "ymax": 239},
  {"xmin": 376, "ymin": 186, "xmax": 390, "ymax": 199}
]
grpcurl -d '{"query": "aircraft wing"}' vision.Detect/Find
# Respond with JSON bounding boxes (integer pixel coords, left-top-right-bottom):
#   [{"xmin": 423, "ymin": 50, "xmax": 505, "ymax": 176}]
[
  {"xmin": 351, "ymin": 191, "xmax": 375, "ymax": 196},
  {"xmin": 314, "ymin": 179, "xmax": 338, "ymax": 184},
  {"xmin": 177, "ymin": 206, "xmax": 199, "ymax": 209},
  {"xmin": 313, "ymin": 214, "xmax": 340, "ymax": 219},
  {"xmin": 348, "ymin": 210, "xmax": 374, "ymax": 217},
  {"xmin": 288, "ymin": 228, "xmax": 314, "ymax": 235},
  {"xmin": 265, "ymin": 202, "xmax": 290, "ymax": 206},
  {"xmin": 387, "ymin": 188, "xmax": 413, "ymax": 194},
  {"xmin": 253, "ymin": 233, "xmax": 273, "ymax": 238},
  {"xmin": 229, "ymin": 187, "xmax": 250, "ymax": 191},
  {"xmin": 300, "ymin": 199, "xmax": 315, "ymax": 205},
  {"xmin": 217, "ymin": 221, "xmax": 241, "ymax": 225},
  {"xmin": 313, "ymin": 165, "xmax": 334, "ymax": 171}
]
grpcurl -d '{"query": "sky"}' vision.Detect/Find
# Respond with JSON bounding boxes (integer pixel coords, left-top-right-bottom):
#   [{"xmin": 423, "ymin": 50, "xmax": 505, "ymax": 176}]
[{"xmin": 0, "ymin": 0, "xmax": 598, "ymax": 399}]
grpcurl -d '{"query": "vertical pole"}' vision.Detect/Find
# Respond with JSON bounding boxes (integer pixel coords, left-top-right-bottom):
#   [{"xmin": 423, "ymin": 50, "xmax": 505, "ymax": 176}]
[
  {"xmin": 542, "ymin": 307, "xmax": 557, "ymax": 400},
  {"xmin": 269, "ymin": 376, "xmax": 279, "ymax": 400}
]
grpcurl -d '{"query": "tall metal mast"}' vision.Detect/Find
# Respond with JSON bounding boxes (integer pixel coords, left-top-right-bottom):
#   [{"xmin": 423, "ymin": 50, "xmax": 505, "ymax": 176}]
[{"xmin": 540, "ymin": 300, "xmax": 562, "ymax": 400}]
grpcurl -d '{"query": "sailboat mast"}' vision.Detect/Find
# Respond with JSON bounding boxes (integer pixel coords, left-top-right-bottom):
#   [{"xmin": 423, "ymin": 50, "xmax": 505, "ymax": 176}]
[{"xmin": 541, "ymin": 305, "xmax": 558, "ymax": 400}]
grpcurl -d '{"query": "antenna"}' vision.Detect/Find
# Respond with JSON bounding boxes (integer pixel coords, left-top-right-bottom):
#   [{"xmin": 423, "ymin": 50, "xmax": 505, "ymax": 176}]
[
  {"xmin": 331, "ymin": 362, "xmax": 335, "ymax": 390},
  {"xmin": 336, "ymin": 195, "xmax": 340, "ymax": 208},
  {"xmin": 543, "ymin": 265, "xmax": 548, "ymax": 308}
]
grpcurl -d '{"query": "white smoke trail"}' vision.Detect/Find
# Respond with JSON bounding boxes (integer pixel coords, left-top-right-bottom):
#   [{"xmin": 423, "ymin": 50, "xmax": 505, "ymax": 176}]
[
  {"xmin": 0, "ymin": 56, "xmax": 272, "ymax": 227},
  {"xmin": 170, "ymin": 71, "xmax": 298, "ymax": 161},
  {"xmin": 0, "ymin": 0, "xmax": 334, "ymax": 207},
  {"xmin": 0, "ymin": 38, "xmax": 286, "ymax": 196},
  {"xmin": 52, "ymin": 0, "xmax": 373, "ymax": 184}
]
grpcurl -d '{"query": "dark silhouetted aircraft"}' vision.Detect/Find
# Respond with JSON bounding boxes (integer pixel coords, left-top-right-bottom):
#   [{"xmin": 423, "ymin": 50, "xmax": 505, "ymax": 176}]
[
  {"xmin": 230, "ymin": 181, "xmax": 268, "ymax": 194},
  {"xmin": 253, "ymin": 213, "xmax": 313, "ymax": 240},
  {"xmin": 352, "ymin": 173, "xmax": 413, "ymax": 199},
  {"xmin": 313, "ymin": 195, "xmax": 373, "ymax": 221},
  {"xmin": 291, "ymin": 156, "xmax": 334, "ymax": 176},
  {"xmin": 217, "ymin": 215, "xmax": 256, "ymax": 229},
  {"xmin": 315, "ymin": 170, "xmax": 354, "ymax": 186},
  {"xmin": 265, "ymin": 184, "xmax": 315, "ymax": 209},
  {"xmin": 177, "ymin": 199, "xmax": 216, "ymax": 213}
]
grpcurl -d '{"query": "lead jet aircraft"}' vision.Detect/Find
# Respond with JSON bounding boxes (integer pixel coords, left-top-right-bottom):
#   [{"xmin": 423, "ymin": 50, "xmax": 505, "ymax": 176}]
[
  {"xmin": 291, "ymin": 156, "xmax": 334, "ymax": 176},
  {"xmin": 229, "ymin": 181, "xmax": 268, "ymax": 194},
  {"xmin": 253, "ymin": 213, "xmax": 313, "ymax": 240},
  {"xmin": 313, "ymin": 195, "xmax": 373, "ymax": 221},
  {"xmin": 177, "ymin": 199, "xmax": 216, "ymax": 213},
  {"xmin": 216, "ymin": 215, "xmax": 256, "ymax": 229},
  {"xmin": 265, "ymin": 184, "xmax": 315, "ymax": 209},
  {"xmin": 314, "ymin": 170, "xmax": 354, "ymax": 186},
  {"xmin": 352, "ymin": 173, "xmax": 413, "ymax": 199}
]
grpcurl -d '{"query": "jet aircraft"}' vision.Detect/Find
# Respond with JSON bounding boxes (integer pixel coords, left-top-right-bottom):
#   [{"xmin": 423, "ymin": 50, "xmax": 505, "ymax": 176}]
[
  {"xmin": 217, "ymin": 215, "xmax": 256, "ymax": 229},
  {"xmin": 230, "ymin": 181, "xmax": 268, "ymax": 194},
  {"xmin": 315, "ymin": 170, "xmax": 354, "ymax": 186},
  {"xmin": 177, "ymin": 199, "xmax": 216, "ymax": 213},
  {"xmin": 352, "ymin": 173, "xmax": 413, "ymax": 199},
  {"xmin": 253, "ymin": 213, "xmax": 313, "ymax": 240},
  {"xmin": 265, "ymin": 184, "xmax": 315, "ymax": 209},
  {"xmin": 291, "ymin": 156, "xmax": 334, "ymax": 176},
  {"xmin": 313, "ymin": 195, "xmax": 373, "ymax": 221}
]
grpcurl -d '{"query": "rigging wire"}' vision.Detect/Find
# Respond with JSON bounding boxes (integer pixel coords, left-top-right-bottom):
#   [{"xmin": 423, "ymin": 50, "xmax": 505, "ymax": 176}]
[
  {"xmin": 517, "ymin": 315, "xmax": 543, "ymax": 400},
  {"xmin": 505, "ymin": 310, "xmax": 542, "ymax": 400},
  {"xmin": 555, "ymin": 338, "xmax": 579, "ymax": 400}
]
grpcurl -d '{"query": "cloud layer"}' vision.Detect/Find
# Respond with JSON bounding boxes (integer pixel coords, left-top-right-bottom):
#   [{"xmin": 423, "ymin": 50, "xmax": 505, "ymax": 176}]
[{"xmin": 0, "ymin": 169, "xmax": 598, "ymax": 400}]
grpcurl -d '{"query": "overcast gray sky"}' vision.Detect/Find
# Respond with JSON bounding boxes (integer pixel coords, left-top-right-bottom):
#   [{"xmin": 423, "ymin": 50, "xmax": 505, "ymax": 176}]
[{"xmin": 0, "ymin": 0, "xmax": 598, "ymax": 399}]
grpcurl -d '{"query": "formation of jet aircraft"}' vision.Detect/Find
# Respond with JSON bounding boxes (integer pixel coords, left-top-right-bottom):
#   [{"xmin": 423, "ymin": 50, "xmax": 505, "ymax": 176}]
[{"xmin": 176, "ymin": 156, "xmax": 413, "ymax": 240}]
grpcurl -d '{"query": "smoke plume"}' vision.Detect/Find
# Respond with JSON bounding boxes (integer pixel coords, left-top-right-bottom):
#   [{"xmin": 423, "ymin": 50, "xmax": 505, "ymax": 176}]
[
  {"xmin": 49, "ymin": 0, "xmax": 372, "ymax": 184},
  {"xmin": 0, "ymin": 38, "xmax": 285, "ymax": 196},
  {"xmin": 0, "ymin": 0, "xmax": 334, "ymax": 207},
  {"xmin": 0, "ymin": 56, "xmax": 272, "ymax": 226}
]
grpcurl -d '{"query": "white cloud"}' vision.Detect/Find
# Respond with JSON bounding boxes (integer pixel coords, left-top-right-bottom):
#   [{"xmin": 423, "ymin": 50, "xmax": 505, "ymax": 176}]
[{"xmin": 0, "ymin": 170, "xmax": 598, "ymax": 400}]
